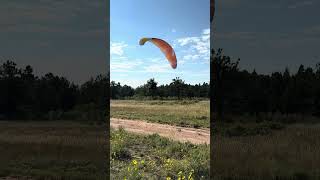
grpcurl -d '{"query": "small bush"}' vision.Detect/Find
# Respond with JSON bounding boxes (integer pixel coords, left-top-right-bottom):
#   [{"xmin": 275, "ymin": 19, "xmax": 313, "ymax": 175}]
[
  {"xmin": 224, "ymin": 122, "xmax": 285, "ymax": 137},
  {"xmin": 111, "ymin": 129, "xmax": 132, "ymax": 161},
  {"xmin": 225, "ymin": 125, "xmax": 247, "ymax": 137}
]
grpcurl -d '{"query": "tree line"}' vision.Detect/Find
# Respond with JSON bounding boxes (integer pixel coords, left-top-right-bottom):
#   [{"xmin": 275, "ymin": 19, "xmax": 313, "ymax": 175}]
[
  {"xmin": 3, "ymin": 47, "xmax": 320, "ymax": 122},
  {"xmin": 212, "ymin": 48, "xmax": 320, "ymax": 122},
  {"xmin": 0, "ymin": 60, "xmax": 209, "ymax": 121},
  {"xmin": 110, "ymin": 78, "xmax": 210, "ymax": 99},
  {"xmin": 0, "ymin": 60, "xmax": 109, "ymax": 121}
]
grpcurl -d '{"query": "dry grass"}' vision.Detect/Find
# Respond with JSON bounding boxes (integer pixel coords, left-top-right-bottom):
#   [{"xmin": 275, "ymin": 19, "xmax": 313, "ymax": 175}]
[
  {"xmin": 111, "ymin": 100, "xmax": 210, "ymax": 128},
  {"xmin": 0, "ymin": 121, "xmax": 106, "ymax": 179},
  {"xmin": 212, "ymin": 123, "xmax": 320, "ymax": 179},
  {"xmin": 110, "ymin": 128, "xmax": 210, "ymax": 179},
  {"xmin": 110, "ymin": 100, "xmax": 210, "ymax": 179}
]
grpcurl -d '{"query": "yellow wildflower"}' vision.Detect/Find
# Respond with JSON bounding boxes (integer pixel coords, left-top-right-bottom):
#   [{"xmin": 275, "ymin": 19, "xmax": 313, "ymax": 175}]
[
  {"xmin": 132, "ymin": 159, "xmax": 138, "ymax": 166},
  {"xmin": 188, "ymin": 169, "xmax": 194, "ymax": 180},
  {"xmin": 178, "ymin": 171, "xmax": 183, "ymax": 180}
]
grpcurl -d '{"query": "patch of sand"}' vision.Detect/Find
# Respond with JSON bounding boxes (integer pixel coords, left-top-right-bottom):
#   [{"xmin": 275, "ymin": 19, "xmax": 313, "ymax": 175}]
[{"xmin": 111, "ymin": 118, "xmax": 210, "ymax": 144}]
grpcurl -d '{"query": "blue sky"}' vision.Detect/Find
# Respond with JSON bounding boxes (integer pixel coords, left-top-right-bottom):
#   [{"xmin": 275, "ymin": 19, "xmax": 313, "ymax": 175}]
[
  {"xmin": 2, "ymin": 1, "xmax": 319, "ymax": 85},
  {"xmin": 111, "ymin": 0, "xmax": 210, "ymax": 88}
]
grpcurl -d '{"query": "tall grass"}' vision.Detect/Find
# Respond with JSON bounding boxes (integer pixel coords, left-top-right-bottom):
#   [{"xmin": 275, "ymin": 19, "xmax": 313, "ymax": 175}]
[
  {"xmin": 0, "ymin": 121, "xmax": 106, "ymax": 179},
  {"xmin": 111, "ymin": 100, "xmax": 210, "ymax": 128},
  {"xmin": 111, "ymin": 128, "xmax": 209, "ymax": 179},
  {"xmin": 212, "ymin": 123, "xmax": 320, "ymax": 179}
]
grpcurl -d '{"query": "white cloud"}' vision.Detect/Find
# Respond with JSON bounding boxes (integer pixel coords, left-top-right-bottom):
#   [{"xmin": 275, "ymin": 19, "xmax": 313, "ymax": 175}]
[
  {"xmin": 177, "ymin": 37, "xmax": 200, "ymax": 46},
  {"xmin": 144, "ymin": 64, "xmax": 171, "ymax": 73},
  {"xmin": 172, "ymin": 28, "xmax": 177, "ymax": 33},
  {"xmin": 142, "ymin": 57, "xmax": 184, "ymax": 73},
  {"xmin": 147, "ymin": 57, "xmax": 162, "ymax": 63},
  {"xmin": 202, "ymin": 28, "xmax": 210, "ymax": 35},
  {"xmin": 175, "ymin": 28, "xmax": 210, "ymax": 62},
  {"xmin": 183, "ymin": 54, "xmax": 200, "ymax": 61},
  {"xmin": 202, "ymin": 28, "xmax": 210, "ymax": 41},
  {"xmin": 179, "ymin": 60, "xmax": 186, "ymax": 65},
  {"xmin": 110, "ymin": 41, "xmax": 128, "ymax": 56},
  {"xmin": 110, "ymin": 78, "xmax": 147, "ymax": 88},
  {"xmin": 110, "ymin": 59, "xmax": 142, "ymax": 72}
]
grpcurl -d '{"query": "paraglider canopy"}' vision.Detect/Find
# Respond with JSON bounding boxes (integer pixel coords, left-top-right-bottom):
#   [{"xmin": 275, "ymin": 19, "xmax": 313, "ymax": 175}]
[{"xmin": 139, "ymin": 38, "xmax": 177, "ymax": 69}]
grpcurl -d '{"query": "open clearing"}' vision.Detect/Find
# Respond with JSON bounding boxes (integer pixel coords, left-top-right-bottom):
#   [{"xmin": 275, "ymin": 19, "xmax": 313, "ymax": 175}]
[
  {"xmin": 111, "ymin": 100, "xmax": 320, "ymax": 179},
  {"xmin": 110, "ymin": 129, "xmax": 209, "ymax": 179},
  {"xmin": 111, "ymin": 118, "xmax": 209, "ymax": 144},
  {"xmin": 0, "ymin": 121, "xmax": 106, "ymax": 180},
  {"xmin": 111, "ymin": 100, "xmax": 210, "ymax": 128},
  {"xmin": 110, "ymin": 100, "xmax": 210, "ymax": 179},
  {"xmin": 211, "ymin": 123, "xmax": 320, "ymax": 179}
]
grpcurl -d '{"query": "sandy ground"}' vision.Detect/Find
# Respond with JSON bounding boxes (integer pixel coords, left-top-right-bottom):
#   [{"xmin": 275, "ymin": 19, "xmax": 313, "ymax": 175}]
[{"xmin": 110, "ymin": 118, "xmax": 210, "ymax": 144}]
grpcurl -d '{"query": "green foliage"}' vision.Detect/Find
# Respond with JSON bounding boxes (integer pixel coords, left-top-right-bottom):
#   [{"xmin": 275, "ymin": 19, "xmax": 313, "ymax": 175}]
[
  {"xmin": 0, "ymin": 60, "xmax": 109, "ymax": 121},
  {"xmin": 110, "ymin": 129, "xmax": 209, "ymax": 179},
  {"xmin": 111, "ymin": 128, "xmax": 131, "ymax": 160},
  {"xmin": 212, "ymin": 123, "xmax": 320, "ymax": 179},
  {"xmin": 111, "ymin": 77, "xmax": 210, "ymax": 100},
  {"xmin": 111, "ymin": 100, "xmax": 210, "ymax": 128},
  {"xmin": 215, "ymin": 121, "xmax": 285, "ymax": 137},
  {"xmin": 0, "ymin": 121, "xmax": 106, "ymax": 179},
  {"xmin": 210, "ymin": 48, "xmax": 320, "ymax": 123}
]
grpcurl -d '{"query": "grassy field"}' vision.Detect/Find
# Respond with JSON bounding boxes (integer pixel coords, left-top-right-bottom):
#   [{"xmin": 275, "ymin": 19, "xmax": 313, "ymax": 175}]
[
  {"xmin": 212, "ymin": 122, "xmax": 320, "ymax": 179},
  {"xmin": 111, "ymin": 100, "xmax": 210, "ymax": 128},
  {"xmin": 110, "ymin": 100, "xmax": 210, "ymax": 179},
  {"xmin": 110, "ymin": 128, "xmax": 209, "ymax": 179},
  {"xmin": 4, "ymin": 100, "xmax": 318, "ymax": 179},
  {"xmin": 111, "ymin": 99, "xmax": 320, "ymax": 179},
  {"xmin": 0, "ymin": 121, "xmax": 106, "ymax": 179}
]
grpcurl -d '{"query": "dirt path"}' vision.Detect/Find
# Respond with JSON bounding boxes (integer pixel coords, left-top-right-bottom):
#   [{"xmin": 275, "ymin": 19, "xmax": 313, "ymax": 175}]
[{"xmin": 111, "ymin": 118, "xmax": 210, "ymax": 144}]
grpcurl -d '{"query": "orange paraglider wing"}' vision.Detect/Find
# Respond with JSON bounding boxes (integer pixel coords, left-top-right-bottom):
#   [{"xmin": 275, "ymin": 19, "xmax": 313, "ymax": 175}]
[{"xmin": 139, "ymin": 38, "xmax": 177, "ymax": 69}]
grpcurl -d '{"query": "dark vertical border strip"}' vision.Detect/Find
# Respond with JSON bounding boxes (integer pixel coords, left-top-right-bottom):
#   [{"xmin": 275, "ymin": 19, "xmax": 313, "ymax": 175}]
[
  {"xmin": 105, "ymin": 0, "xmax": 110, "ymax": 179},
  {"xmin": 210, "ymin": 0, "xmax": 215, "ymax": 179}
]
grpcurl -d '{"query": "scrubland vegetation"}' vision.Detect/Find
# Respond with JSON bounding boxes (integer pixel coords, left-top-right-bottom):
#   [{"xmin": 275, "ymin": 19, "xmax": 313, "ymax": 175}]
[
  {"xmin": 111, "ymin": 128, "xmax": 209, "ymax": 179},
  {"xmin": 111, "ymin": 100, "xmax": 210, "ymax": 128},
  {"xmin": 0, "ymin": 121, "xmax": 106, "ymax": 179}
]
